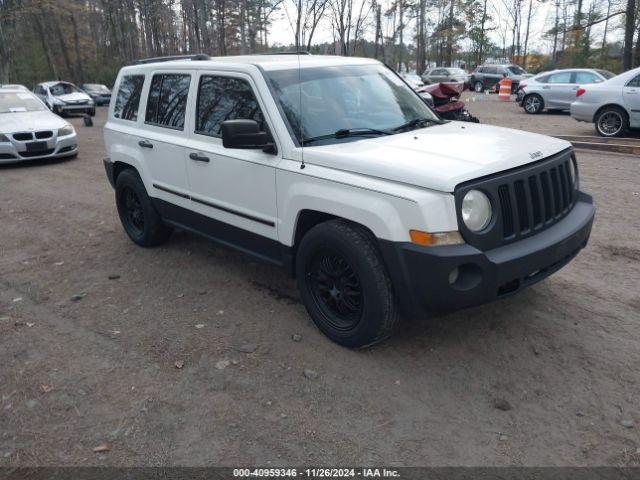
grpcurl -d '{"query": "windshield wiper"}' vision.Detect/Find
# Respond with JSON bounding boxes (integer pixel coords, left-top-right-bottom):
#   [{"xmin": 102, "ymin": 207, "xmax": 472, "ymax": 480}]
[
  {"xmin": 302, "ymin": 127, "xmax": 391, "ymax": 145},
  {"xmin": 392, "ymin": 117, "xmax": 441, "ymax": 132}
]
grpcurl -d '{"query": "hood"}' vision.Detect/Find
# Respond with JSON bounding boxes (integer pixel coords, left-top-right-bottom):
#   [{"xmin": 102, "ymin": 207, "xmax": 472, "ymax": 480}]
[
  {"xmin": 0, "ymin": 110, "xmax": 67, "ymax": 133},
  {"xmin": 301, "ymin": 122, "xmax": 571, "ymax": 192},
  {"xmin": 54, "ymin": 92, "xmax": 92, "ymax": 103}
]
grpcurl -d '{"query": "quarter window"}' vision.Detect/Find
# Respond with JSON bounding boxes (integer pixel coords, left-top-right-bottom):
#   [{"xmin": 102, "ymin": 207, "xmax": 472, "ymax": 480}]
[
  {"xmin": 195, "ymin": 76, "xmax": 265, "ymax": 137},
  {"xmin": 145, "ymin": 73, "xmax": 191, "ymax": 129},
  {"xmin": 114, "ymin": 75, "xmax": 144, "ymax": 121}
]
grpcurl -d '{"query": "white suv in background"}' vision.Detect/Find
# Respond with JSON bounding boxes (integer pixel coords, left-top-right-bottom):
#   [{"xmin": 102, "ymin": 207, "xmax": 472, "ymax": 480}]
[
  {"xmin": 0, "ymin": 86, "xmax": 78, "ymax": 163},
  {"xmin": 103, "ymin": 54, "xmax": 595, "ymax": 347}
]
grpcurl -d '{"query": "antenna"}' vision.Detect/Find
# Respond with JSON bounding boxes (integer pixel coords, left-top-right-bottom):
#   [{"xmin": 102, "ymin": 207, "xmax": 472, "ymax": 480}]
[{"xmin": 297, "ymin": 49, "xmax": 305, "ymax": 169}]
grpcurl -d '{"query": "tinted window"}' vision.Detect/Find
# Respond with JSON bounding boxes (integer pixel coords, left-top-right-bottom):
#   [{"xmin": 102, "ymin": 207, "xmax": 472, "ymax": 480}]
[
  {"xmin": 575, "ymin": 72, "xmax": 600, "ymax": 84},
  {"xmin": 485, "ymin": 67, "xmax": 497, "ymax": 74},
  {"xmin": 507, "ymin": 65, "xmax": 526, "ymax": 75},
  {"xmin": 627, "ymin": 75, "xmax": 640, "ymax": 87},
  {"xmin": 145, "ymin": 73, "xmax": 191, "ymax": 129},
  {"xmin": 548, "ymin": 72, "xmax": 572, "ymax": 83},
  {"xmin": 195, "ymin": 76, "xmax": 265, "ymax": 137},
  {"xmin": 114, "ymin": 75, "xmax": 144, "ymax": 121}
]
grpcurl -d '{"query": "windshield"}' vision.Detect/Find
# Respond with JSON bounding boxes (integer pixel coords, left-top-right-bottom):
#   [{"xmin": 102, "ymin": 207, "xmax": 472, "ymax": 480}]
[
  {"xmin": 507, "ymin": 65, "xmax": 527, "ymax": 75},
  {"xmin": 597, "ymin": 70, "xmax": 616, "ymax": 80},
  {"xmin": 83, "ymin": 84, "xmax": 110, "ymax": 93},
  {"xmin": 49, "ymin": 82, "xmax": 83, "ymax": 96},
  {"xmin": 265, "ymin": 64, "xmax": 440, "ymax": 146},
  {"xmin": 0, "ymin": 92, "xmax": 46, "ymax": 113}
]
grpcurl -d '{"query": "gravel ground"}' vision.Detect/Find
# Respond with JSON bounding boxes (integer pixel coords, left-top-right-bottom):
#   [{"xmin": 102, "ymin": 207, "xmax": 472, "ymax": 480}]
[{"xmin": 1, "ymin": 97, "xmax": 639, "ymax": 467}]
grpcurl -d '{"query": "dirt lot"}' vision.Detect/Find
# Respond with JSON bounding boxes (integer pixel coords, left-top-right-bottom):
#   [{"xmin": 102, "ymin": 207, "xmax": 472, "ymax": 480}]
[{"xmin": 1, "ymin": 96, "xmax": 639, "ymax": 467}]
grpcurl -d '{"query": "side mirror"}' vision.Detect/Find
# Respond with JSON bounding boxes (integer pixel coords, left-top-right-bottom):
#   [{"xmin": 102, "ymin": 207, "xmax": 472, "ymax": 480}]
[{"xmin": 221, "ymin": 119, "xmax": 275, "ymax": 153}]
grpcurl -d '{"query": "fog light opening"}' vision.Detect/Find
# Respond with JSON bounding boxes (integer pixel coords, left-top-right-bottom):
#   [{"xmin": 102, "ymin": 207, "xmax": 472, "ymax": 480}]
[
  {"xmin": 448, "ymin": 267, "xmax": 460, "ymax": 285},
  {"xmin": 449, "ymin": 263, "xmax": 483, "ymax": 291}
]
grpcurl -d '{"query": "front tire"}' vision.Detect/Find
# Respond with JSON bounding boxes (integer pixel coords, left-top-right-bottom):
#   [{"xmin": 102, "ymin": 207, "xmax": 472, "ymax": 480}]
[
  {"xmin": 595, "ymin": 106, "xmax": 628, "ymax": 137},
  {"xmin": 115, "ymin": 169, "xmax": 172, "ymax": 247},
  {"xmin": 523, "ymin": 94, "xmax": 544, "ymax": 114},
  {"xmin": 474, "ymin": 81, "xmax": 484, "ymax": 93},
  {"xmin": 296, "ymin": 220, "xmax": 399, "ymax": 348}
]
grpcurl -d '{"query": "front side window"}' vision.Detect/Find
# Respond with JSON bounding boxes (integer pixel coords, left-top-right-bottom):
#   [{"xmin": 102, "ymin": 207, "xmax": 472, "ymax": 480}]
[
  {"xmin": 265, "ymin": 64, "xmax": 440, "ymax": 146},
  {"xmin": 195, "ymin": 76, "xmax": 265, "ymax": 137},
  {"xmin": 145, "ymin": 73, "xmax": 191, "ymax": 129},
  {"xmin": 507, "ymin": 65, "xmax": 527, "ymax": 75},
  {"xmin": 114, "ymin": 75, "xmax": 144, "ymax": 121},
  {"xmin": 626, "ymin": 74, "xmax": 640, "ymax": 88}
]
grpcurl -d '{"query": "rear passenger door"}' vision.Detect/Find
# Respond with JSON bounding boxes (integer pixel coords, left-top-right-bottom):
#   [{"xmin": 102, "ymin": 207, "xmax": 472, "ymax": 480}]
[
  {"xmin": 545, "ymin": 71, "xmax": 574, "ymax": 109},
  {"xmin": 139, "ymin": 72, "xmax": 193, "ymax": 209},
  {"xmin": 185, "ymin": 72, "xmax": 280, "ymax": 247},
  {"xmin": 623, "ymin": 74, "xmax": 640, "ymax": 124}
]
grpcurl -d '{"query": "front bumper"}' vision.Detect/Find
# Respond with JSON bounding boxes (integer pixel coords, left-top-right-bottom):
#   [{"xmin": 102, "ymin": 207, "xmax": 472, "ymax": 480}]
[
  {"xmin": 0, "ymin": 133, "xmax": 78, "ymax": 164},
  {"xmin": 379, "ymin": 192, "xmax": 595, "ymax": 316},
  {"xmin": 53, "ymin": 104, "xmax": 95, "ymax": 115}
]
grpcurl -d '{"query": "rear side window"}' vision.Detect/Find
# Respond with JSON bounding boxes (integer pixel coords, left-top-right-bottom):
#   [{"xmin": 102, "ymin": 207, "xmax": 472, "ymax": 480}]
[
  {"xmin": 114, "ymin": 75, "xmax": 144, "ymax": 121},
  {"xmin": 145, "ymin": 73, "xmax": 191, "ymax": 129},
  {"xmin": 548, "ymin": 72, "xmax": 572, "ymax": 83},
  {"xmin": 195, "ymin": 76, "xmax": 265, "ymax": 137},
  {"xmin": 575, "ymin": 72, "xmax": 600, "ymax": 84}
]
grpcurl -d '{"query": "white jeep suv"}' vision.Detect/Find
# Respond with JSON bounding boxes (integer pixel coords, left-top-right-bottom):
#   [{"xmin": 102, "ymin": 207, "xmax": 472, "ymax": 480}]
[{"xmin": 103, "ymin": 54, "xmax": 595, "ymax": 347}]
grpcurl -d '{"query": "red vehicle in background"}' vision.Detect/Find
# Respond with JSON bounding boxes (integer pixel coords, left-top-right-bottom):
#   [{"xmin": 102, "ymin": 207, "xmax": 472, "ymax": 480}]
[{"xmin": 416, "ymin": 82, "xmax": 479, "ymax": 123}]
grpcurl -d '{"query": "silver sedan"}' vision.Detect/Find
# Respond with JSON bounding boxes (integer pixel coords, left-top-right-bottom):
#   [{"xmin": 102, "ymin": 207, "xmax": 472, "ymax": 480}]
[
  {"xmin": 519, "ymin": 69, "xmax": 615, "ymax": 114},
  {"xmin": 571, "ymin": 66, "xmax": 640, "ymax": 137}
]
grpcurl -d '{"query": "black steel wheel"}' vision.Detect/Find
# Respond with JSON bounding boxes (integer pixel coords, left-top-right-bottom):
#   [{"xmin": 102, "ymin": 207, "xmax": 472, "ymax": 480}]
[
  {"xmin": 307, "ymin": 248, "xmax": 363, "ymax": 332},
  {"xmin": 296, "ymin": 220, "xmax": 399, "ymax": 348},
  {"xmin": 115, "ymin": 168, "xmax": 172, "ymax": 247},
  {"xmin": 121, "ymin": 186, "xmax": 145, "ymax": 237}
]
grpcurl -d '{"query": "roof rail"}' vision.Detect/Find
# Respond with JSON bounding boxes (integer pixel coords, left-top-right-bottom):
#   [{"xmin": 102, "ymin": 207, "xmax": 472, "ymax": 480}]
[
  {"xmin": 256, "ymin": 51, "xmax": 312, "ymax": 56},
  {"xmin": 134, "ymin": 53, "xmax": 210, "ymax": 65}
]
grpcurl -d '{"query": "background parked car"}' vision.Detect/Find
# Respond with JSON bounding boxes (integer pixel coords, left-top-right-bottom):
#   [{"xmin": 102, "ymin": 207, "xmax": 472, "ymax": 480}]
[
  {"xmin": 34, "ymin": 81, "xmax": 95, "ymax": 117},
  {"xmin": 0, "ymin": 85, "xmax": 78, "ymax": 163},
  {"xmin": 470, "ymin": 64, "xmax": 532, "ymax": 93},
  {"xmin": 422, "ymin": 67, "xmax": 469, "ymax": 85},
  {"xmin": 519, "ymin": 69, "xmax": 615, "ymax": 114},
  {"xmin": 81, "ymin": 83, "xmax": 112, "ymax": 106},
  {"xmin": 400, "ymin": 73, "xmax": 425, "ymax": 89},
  {"xmin": 571, "ymin": 66, "xmax": 640, "ymax": 137}
]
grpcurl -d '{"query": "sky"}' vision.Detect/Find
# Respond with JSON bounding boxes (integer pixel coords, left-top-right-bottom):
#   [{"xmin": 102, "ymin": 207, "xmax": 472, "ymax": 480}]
[{"xmin": 267, "ymin": 0, "xmax": 619, "ymax": 57}]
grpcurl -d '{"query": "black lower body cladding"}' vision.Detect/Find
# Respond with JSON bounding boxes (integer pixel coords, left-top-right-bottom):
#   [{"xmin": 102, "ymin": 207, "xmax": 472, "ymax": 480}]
[{"xmin": 379, "ymin": 192, "xmax": 595, "ymax": 317}]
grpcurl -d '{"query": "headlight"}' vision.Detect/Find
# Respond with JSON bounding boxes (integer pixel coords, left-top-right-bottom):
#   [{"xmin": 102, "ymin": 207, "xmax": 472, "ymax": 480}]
[
  {"xmin": 52, "ymin": 97, "xmax": 65, "ymax": 105},
  {"xmin": 87, "ymin": 99, "xmax": 94, "ymax": 105},
  {"xmin": 0, "ymin": 133, "xmax": 9, "ymax": 142},
  {"xmin": 461, "ymin": 189, "xmax": 492, "ymax": 232},
  {"xmin": 58, "ymin": 125, "xmax": 75, "ymax": 136}
]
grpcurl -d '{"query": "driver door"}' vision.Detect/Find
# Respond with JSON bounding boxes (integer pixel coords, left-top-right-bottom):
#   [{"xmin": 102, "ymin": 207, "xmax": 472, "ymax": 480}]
[{"xmin": 185, "ymin": 72, "xmax": 280, "ymax": 249}]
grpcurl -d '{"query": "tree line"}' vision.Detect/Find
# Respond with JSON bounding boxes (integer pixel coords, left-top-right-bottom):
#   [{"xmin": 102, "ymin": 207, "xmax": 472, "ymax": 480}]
[{"xmin": 0, "ymin": 0, "xmax": 638, "ymax": 87}]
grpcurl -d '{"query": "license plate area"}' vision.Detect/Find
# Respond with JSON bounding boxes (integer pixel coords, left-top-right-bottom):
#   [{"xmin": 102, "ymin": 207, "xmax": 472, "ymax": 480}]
[{"xmin": 26, "ymin": 141, "xmax": 47, "ymax": 152}]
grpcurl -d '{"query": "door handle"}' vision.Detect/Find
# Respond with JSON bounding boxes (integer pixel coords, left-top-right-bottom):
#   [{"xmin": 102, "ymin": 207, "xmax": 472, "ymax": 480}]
[
  {"xmin": 138, "ymin": 140, "xmax": 153, "ymax": 149},
  {"xmin": 189, "ymin": 152, "xmax": 210, "ymax": 163},
  {"xmin": 542, "ymin": 86, "xmax": 550, "ymax": 89}
]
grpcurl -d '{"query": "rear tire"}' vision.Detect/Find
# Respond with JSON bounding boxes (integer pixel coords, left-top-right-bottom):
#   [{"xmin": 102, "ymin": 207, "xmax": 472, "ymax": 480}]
[
  {"xmin": 595, "ymin": 106, "xmax": 628, "ymax": 137},
  {"xmin": 523, "ymin": 94, "xmax": 544, "ymax": 114},
  {"xmin": 296, "ymin": 220, "xmax": 399, "ymax": 348},
  {"xmin": 115, "ymin": 169, "xmax": 172, "ymax": 247}
]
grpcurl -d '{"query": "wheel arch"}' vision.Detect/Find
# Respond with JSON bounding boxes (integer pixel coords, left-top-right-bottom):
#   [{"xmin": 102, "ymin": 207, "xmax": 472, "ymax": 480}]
[{"xmin": 593, "ymin": 103, "xmax": 629, "ymax": 123}]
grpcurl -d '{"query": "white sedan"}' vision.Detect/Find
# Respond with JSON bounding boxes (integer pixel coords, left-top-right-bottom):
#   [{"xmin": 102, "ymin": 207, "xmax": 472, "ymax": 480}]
[
  {"xmin": 0, "ymin": 86, "xmax": 78, "ymax": 163},
  {"xmin": 570, "ymin": 66, "xmax": 640, "ymax": 137}
]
